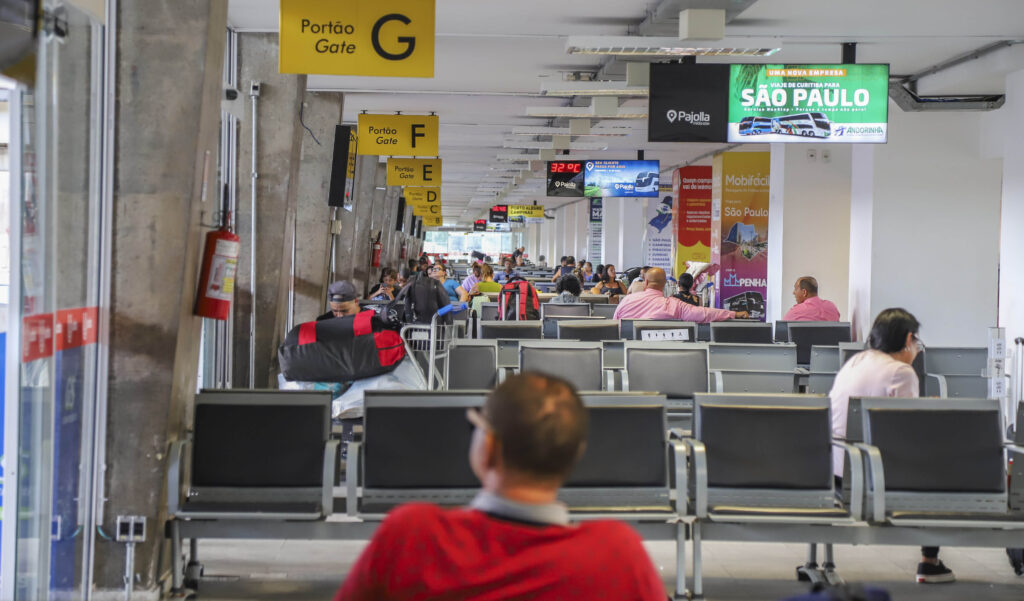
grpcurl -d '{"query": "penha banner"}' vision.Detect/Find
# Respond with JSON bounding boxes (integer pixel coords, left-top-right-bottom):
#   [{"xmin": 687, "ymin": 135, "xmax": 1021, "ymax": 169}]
[{"xmin": 712, "ymin": 152, "xmax": 770, "ymax": 321}]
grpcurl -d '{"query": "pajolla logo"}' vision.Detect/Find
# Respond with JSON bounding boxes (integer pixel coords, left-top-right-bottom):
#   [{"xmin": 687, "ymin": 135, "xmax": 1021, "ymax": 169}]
[{"xmin": 666, "ymin": 109, "xmax": 711, "ymax": 126}]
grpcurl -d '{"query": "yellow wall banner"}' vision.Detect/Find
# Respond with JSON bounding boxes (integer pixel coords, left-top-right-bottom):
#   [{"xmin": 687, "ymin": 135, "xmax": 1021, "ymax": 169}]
[
  {"xmin": 421, "ymin": 214, "xmax": 443, "ymax": 227},
  {"xmin": 507, "ymin": 205, "xmax": 545, "ymax": 220},
  {"xmin": 357, "ymin": 114, "xmax": 439, "ymax": 157},
  {"xmin": 387, "ymin": 158, "xmax": 442, "ymax": 187},
  {"xmin": 279, "ymin": 0, "xmax": 435, "ymax": 78}
]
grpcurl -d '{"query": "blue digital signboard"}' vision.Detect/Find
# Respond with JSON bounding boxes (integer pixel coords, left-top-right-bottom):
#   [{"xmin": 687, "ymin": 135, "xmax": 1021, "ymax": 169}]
[{"xmin": 583, "ymin": 160, "xmax": 661, "ymax": 197}]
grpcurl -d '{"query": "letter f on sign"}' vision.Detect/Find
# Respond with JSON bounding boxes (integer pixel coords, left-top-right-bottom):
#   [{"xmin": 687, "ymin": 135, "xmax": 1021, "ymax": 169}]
[{"xmin": 411, "ymin": 124, "xmax": 424, "ymax": 148}]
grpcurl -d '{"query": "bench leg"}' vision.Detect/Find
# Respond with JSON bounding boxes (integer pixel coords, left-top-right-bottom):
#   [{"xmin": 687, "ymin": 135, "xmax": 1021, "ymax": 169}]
[
  {"xmin": 169, "ymin": 521, "xmax": 184, "ymax": 593},
  {"xmin": 674, "ymin": 522, "xmax": 686, "ymax": 599},
  {"xmin": 692, "ymin": 521, "xmax": 703, "ymax": 599},
  {"xmin": 185, "ymin": 538, "xmax": 203, "ymax": 589},
  {"xmin": 822, "ymin": 543, "xmax": 843, "ymax": 586}
]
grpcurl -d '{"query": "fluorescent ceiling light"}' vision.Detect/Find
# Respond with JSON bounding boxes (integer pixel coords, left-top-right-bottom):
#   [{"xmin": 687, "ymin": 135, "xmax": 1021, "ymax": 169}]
[
  {"xmin": 525, "ymin": 106, "xmax": 648, "ymax": 119},
  {"xmin": 496, "ymin": 153, "xmax": 534, "ymax": 161},
  {"xmin": 541, "ymin": 80, "xmax": 649, "ymax": 97},
  {"xmin": 565, "ymin": 35, "xmax": 781, "ymax": 57},
  {"xmin": 511, "ymin": 125, "xmax": 632, "ymax": 137},
  {"xmin": 503, "ymin": 139, "xmax": 608, "ymax": 151}
]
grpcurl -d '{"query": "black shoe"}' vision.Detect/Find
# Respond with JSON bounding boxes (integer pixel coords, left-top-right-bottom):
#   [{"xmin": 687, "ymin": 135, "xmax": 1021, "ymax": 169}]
[
  {"xmin": 1007, "ymin": 548, "xmax": 1024, "ymax": 575},
  {"xmin": 916, "ymin": 561, "xmax": 955, "ymax": 583}
]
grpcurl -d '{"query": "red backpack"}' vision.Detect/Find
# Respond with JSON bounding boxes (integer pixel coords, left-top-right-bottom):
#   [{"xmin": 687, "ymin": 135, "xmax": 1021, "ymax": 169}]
[{"xmin": 498, "ymin": 277, "xmax": 541, "ymax": 321}]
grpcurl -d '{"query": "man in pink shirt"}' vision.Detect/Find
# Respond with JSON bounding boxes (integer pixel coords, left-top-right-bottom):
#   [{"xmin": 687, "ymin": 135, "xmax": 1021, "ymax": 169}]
[
  {"xmin": 783, "ymin": 277, "xmax": 840, "ymax": 322},
  {"xmin": 613, "ymin": 268, "xmax": 746, "ymax": 321}
]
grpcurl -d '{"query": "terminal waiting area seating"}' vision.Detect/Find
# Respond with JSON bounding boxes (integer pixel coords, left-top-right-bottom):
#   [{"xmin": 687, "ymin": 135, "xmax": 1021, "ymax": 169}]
[{"xmin": 166, "ymin": 386, "xmax": 1024, "ymax": 599}]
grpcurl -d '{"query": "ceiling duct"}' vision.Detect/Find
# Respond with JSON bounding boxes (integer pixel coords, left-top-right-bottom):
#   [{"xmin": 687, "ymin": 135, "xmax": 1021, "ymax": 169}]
[
  {"xmin": 888, "ymin": 41, "xmax": 1020, "ymax": 112},
  {"xmin": 888, "ymin": 82, "xmax": 1004, "ymax": 112}
]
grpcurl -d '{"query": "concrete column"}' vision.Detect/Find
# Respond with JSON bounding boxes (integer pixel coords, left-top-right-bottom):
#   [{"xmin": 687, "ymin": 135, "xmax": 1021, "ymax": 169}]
[
  {"xmin": 997, "ymin": 69, "xmax": 1024, "ymax": 346},
  {"xmin": 292, "ymin": 92, "xmax": 343, "ymax": 324},
  {"xmin": 346, "ymin": 154, "xmax": 378, "ymax": 294},
  {"xmin": 100, "ymin": 0, "xmax": 227, "ymax": 592},
  {"xmin": 232, "ymin": 33, "xmax": 306, "ymax": 387}
]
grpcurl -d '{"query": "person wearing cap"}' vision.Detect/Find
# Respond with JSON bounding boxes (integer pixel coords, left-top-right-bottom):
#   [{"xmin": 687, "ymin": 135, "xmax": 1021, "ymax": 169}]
[{"xmin": 317, "ymin": 281, "xmax": 361, "ymax": 321}]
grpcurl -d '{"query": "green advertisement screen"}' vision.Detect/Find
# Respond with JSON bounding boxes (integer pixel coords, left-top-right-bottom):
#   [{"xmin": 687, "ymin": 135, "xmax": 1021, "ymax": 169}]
[{"xmin": 727, "ymin": 64, "xmax": 889, "ymax": 143}]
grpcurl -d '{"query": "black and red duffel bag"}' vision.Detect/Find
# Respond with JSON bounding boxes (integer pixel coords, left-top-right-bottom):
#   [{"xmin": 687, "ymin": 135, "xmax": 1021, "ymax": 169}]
[{"xmin": 278, "ymin": 310, "xmax": 406, "ymax": 382}]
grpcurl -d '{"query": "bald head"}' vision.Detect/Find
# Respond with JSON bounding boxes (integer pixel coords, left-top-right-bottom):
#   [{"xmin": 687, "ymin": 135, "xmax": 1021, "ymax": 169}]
[{"xmin": 644, "ymin": 267, "xmax": 667, "ymax": 291}]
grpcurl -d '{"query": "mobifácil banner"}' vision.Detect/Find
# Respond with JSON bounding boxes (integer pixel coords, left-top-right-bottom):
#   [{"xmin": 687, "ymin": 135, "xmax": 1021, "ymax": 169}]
[
  {"xmin": 712, "ymin": 152, "xmax": 770, "ymax": 321},
  {"xmin": 672, "ymin": 166, "xmax": 712, "ymax": 277}
]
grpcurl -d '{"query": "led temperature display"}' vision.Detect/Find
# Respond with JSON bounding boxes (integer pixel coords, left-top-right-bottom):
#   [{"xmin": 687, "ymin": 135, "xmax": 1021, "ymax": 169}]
[{"xmin": 546, "ymin": 161, "xmax": 586, "ymax": 197}]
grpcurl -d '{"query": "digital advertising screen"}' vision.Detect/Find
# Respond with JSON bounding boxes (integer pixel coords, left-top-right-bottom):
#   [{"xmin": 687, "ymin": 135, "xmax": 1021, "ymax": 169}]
[
  {"xmin": 546, "ymin": 161, "xmax": 586, "ymax": 197},
  {"xmin": 584, "ymin": 160, "xmax": 661, "ymax": 198},
  {"xmin": 727, "ymin": 64, "xmax": 889, "ymax": 143}
]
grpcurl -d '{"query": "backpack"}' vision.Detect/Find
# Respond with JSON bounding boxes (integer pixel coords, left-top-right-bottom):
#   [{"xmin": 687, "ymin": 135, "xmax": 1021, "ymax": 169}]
[
  {"xmin": 278, "ymin": 310, "xmax": 406, "ymax": 382},
  {"xmin": 398, "ymin": 271, "xmax": 451, "ymax": 325},
  {"xmin": 498, "ymin": 276, "xmax": 540, "ymax": 321}
]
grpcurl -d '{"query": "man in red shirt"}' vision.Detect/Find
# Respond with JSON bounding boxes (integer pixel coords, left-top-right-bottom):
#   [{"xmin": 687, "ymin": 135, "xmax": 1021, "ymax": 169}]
[
  {"xmin": 334, "ymin": 373, "xmax": 669, "ymax": 601},
  {"xmin": 783, "ymin": 276, "xmax": 841, "ymax": 322}
]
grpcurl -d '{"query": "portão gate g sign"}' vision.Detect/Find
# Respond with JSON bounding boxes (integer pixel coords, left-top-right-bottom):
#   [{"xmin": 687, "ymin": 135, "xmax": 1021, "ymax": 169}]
[{"xmin": 279, "ymin": 0, "xmax": 436, "ymax": 78}]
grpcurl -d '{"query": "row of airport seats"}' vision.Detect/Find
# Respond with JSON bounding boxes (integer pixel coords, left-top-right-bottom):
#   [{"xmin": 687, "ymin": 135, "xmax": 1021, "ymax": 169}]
[{"xmin": 166, "ymin": 389, "xmax": 1024, "ymax": 598}]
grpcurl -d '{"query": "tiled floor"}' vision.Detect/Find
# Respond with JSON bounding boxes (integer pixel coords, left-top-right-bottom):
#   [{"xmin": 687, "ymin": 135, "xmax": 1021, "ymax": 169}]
[{"xmin": 188, "ymin": 539, "xmax": 1024, "ymax": 600}]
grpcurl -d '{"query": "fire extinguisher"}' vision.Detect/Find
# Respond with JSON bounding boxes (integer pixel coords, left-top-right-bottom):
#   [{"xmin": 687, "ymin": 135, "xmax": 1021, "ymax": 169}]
[
  {"xmin": 371, "ymin": 231, "xmax": 382, "ymax": 268},
  {"xmin": 194, "ymin": 226, "xmax": 241, "ymax": 320},
  {"xmin": 400, "ymin": 241, "xmax": 407, "ymax": 260}
]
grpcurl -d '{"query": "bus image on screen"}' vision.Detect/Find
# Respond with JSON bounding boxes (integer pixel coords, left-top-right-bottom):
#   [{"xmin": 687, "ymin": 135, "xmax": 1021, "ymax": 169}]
[
  {"xmin": 737, "ymin": 116, "xmax": 777, "ymax": 136},
  {"xmin": 774, "ymin": 112, "xmax": 831, "ymax": 138},
  {"xmin": 634, "ymin": 172, "xmax": 659, "ymax": 194}
]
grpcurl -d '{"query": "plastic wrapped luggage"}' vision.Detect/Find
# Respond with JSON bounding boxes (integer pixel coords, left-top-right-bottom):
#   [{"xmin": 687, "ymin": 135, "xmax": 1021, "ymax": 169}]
[{"xmin": 278, "ymin": 310, "xmax": 405, "ymax": 382}]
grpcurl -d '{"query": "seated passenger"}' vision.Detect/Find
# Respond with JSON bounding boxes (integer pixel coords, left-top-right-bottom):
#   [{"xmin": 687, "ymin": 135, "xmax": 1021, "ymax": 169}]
[
  {"xmin": 829, "ymin": 308, "xmax": 953, "ymax": 584},
  {"xmin": 590, "ymin": 264, "xmax": 628, "ymax": 301},
  {"xmin": 613, "ymin": 268, "xmax": 746, "ymax": 322},
  {"xmin": 368, "ymin": 268, "xmax": 398, "ymax": 301},
  {"xmin": 550, "ymin": 256, "xmax": 575, "ymax": 282},
  {"xmin": 550, "ymin": 274, "xmax": 582, "ymax": 303},
  {"xmin": 316, "ymin": 280, "xmax": 361, "ymax": 321},
  {"xmin": 469, "ymin": 264, "xmax": 502, "ymax": 316},
  {"xmin": 333, "ymin": 373, "xmax": 668, "ymax": 601},
  {"xmin": 579, "ymin": 261, "xmax": 596, "ymax": 282},
  {"xmin": 456, "ymin": 263, "xmax": 483, "ymax": 303},
  {"xmin": 627, "ymin": 266, "xmax": 651, "ymax": 294},
  {"xmin": 496, "ymin": 257, "xmax": 521, "ymax": 282},
  {"xmin": 783, "ymin": 276, "xmax": 840, "ymax": 321},
  {"xmin": 431, "ymin": 263, "xmax": 460, "ymax": 303},
  {"xmin": 673, "ymin": 273, "xmax": 701, "ymax": 306}
]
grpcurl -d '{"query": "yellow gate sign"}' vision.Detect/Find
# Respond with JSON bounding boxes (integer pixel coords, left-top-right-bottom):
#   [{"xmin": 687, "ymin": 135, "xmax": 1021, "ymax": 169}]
[
  {"xmin": 508, "ymin": 204, "xmax": 545, "ymax": 221},
  {"xmin": 387, "ymin": 158, "xmax": 441, "ymax": 187},
  {"xmin": 358, "ymin": 114, "xmax": 439, "ymax": 157},
  {"xmin": 421, "ymin": 214, "xmax": 443, "ymax": 227},
  {"xmin": 408, "ymin": 187, "xmax": 441, "ymax": 218},
  {"xmin": 279, "ymin": 0, "xmax": 435, "ymax": 78}
]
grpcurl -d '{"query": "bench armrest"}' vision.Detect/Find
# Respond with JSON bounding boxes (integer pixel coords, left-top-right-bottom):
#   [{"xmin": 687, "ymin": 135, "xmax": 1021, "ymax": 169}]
[
  {"xmin": 683, "ymin": 439, "xmax": 708, "ymax": 518},
  {"xmin": 854, "ymin": 443, "xmax": 886, "ymax": 522},
  {"xmin": 831, "ymin": 441, "xmax": 864, "ymax": 520},
  {"xmin": 346, "ymin": 441, "xmax": 361, "ymax": 517},
  {"xmin": 671, "ymin": 440, "xmax": 690, "ymax": 518},
  {"xmin": 926, "ymin": 373, "xmax": 948, "ymax": 398},
  {"xmin": 1005, "ymin": 444, "xmax": 1024, "ymax": 456},
  {"xmin": 619, "ymin": 368, "xmax": 629, "ymax": 392},
  {"xmin": 322, "ymin": 440, "xmax": 340, "ymax": 517},
  {"xmin": 709, "ymin": 370, "xmax": 724, "ymax": 393},
  {"xmin": 605, "ymin": 368, "xmax": 617, "ymax": 392},
  {"xmin": 166, "ymin": 440, "xmax": 188, "ymax": 517}
]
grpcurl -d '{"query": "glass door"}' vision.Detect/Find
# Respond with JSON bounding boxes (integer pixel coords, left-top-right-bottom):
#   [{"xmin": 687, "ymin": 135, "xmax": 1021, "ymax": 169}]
[{"xmin": 3, "ymin": 2, "xmax": 109, "ymax": 599}]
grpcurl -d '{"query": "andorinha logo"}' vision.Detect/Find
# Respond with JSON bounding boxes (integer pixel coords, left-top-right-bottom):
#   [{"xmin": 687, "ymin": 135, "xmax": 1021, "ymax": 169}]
[
  {"xmin": 666, "ymin": 109, "xmax": 711, "ymax": 126},
  {"xmin": 725, "ymin": 174, "xmax": 769, "ymax": 187},
  {"xmin": 834, "ymin": 125, "xmax": 885, "ymax": 137}
]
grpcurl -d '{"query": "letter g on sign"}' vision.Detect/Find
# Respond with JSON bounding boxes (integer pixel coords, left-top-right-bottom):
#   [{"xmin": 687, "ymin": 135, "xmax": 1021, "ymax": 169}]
[{"xmin": 372, "ymin": 13, "xmax": 416, "ymax": 61}]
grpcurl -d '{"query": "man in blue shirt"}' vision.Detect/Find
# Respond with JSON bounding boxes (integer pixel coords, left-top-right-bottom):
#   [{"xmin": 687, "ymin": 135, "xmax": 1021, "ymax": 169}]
[{"xmin": 495, "ymin": 257, "xmax": 521, "ymax": 282}]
